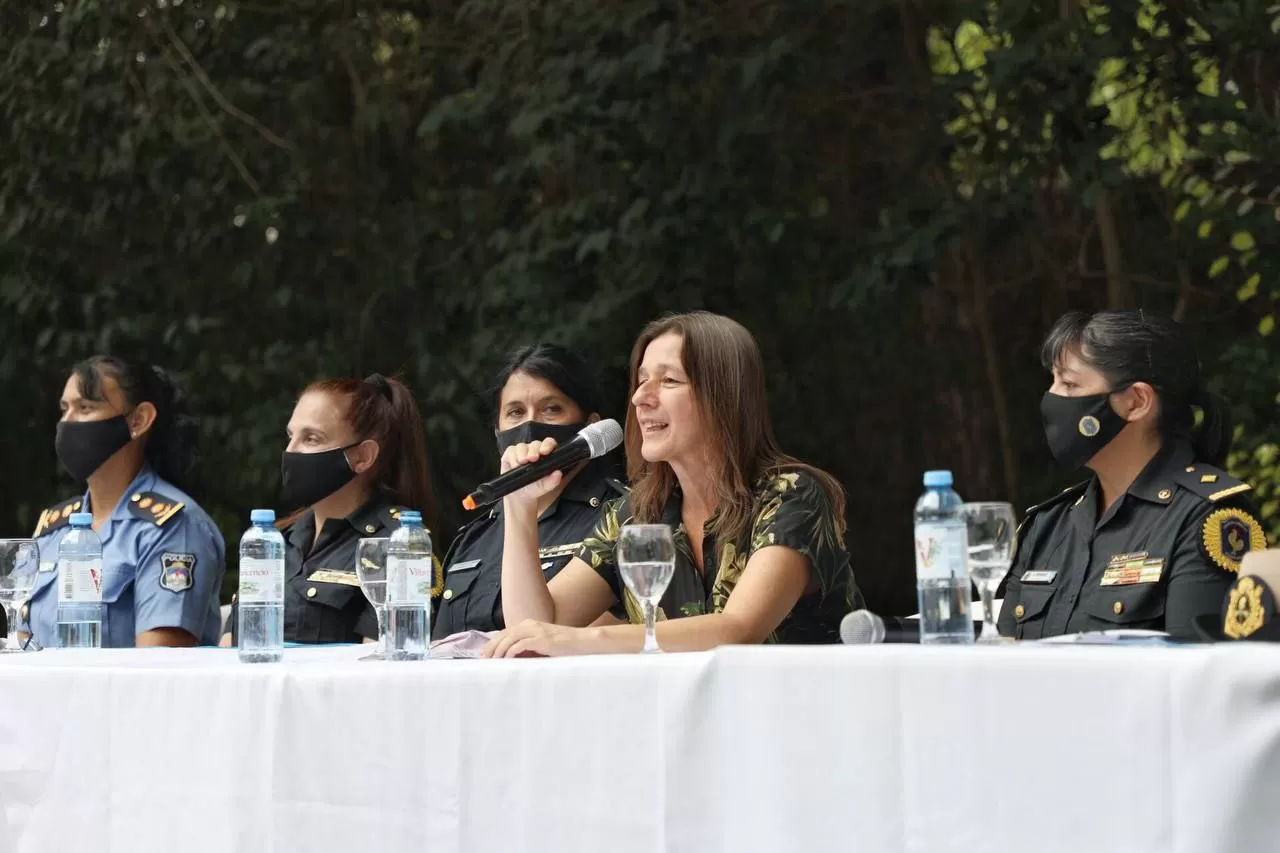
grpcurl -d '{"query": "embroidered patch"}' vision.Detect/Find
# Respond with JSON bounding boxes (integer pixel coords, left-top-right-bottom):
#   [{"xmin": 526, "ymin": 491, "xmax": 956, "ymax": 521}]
[
  {"xmin": 1224, "ymin": 576, "xmax": 1268, "ymax": 639},
  {"xmin": 1201, "ymin": 508, "xmax": 1267, "ymax": 573},
  {"xmin": 160, "ymin": 552, "xmax": 196, "ymax": 592}
]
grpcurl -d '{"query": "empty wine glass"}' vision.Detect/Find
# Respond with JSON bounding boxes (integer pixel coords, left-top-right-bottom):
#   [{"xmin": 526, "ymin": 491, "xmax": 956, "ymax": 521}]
[
  {"xmin": 960, "ymin": 502, "xmax": 1017, "ymax": 644},
  {"xmin": 617, "ymin": 524, "xmax": 676, "ymax": 654},
  {"xmin": 0, "ymin": 539, "xmax": 39, "ymax": 653},
  {"xmin": 355, "ymin": 538, "xmax": 389, "ymax": 661}
]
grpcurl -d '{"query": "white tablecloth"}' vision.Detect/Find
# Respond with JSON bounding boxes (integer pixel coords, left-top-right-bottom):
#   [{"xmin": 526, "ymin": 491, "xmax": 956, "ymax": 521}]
[{"xmin": 2, "ymin": 643, "xmax": 1279, "ymax": 853}]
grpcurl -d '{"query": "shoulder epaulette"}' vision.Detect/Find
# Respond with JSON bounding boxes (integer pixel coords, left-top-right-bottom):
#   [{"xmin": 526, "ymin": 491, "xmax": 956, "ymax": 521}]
[
  {"xmin": 1174, "ymin": 464, "xmax": 1253, "ymax": 504},
  {"xmin": 1022, "ymin": 481, "xmax": 1089, "ymax": 519},
  {"xmin": 381, "ymin": 506, "xmax": 435, "ymax": 533},
  {"xmin": 127, "ymin": 491, "xmax": 186, "ymax": 527},
  {"xmin": 34, "ymin": 496, "xmax": 83, "ymax": 537}
]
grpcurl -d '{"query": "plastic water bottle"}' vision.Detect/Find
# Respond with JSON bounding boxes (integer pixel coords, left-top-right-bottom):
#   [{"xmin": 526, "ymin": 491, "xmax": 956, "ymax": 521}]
[
  {"xmin": 238, "ymin": 509, "xmax": 285, "ymax": 663},
  {"xmin": 385, "ymin": 510, "xmax": 432, "ymax": 661},
  {"xmin": 57, "ymin": 512, "xmax": 103, "ymax": 648},
  {"xmin": 913, "ymin": 470, "xmax": 974, "ymax": 644}
]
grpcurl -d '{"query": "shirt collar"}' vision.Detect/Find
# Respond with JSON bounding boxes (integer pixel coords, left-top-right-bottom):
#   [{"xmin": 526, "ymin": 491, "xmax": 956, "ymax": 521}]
[
  {"xmin": 1126, "ymin": 440, "xmax": 1193, "ymax": 505},
  {"xmin": 83, "ymin": 465, "xmax": 159, "ymax": 521}
]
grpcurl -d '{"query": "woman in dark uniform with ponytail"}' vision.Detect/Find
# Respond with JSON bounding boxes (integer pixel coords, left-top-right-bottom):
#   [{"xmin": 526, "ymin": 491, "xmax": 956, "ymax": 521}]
[
  {"xmin": 222, "ymin": 373, "xmax": 441, "ymax": 646},
  {"xmin": 999, "ymin": 310, "xmax": 1266, "ymax": 641}
]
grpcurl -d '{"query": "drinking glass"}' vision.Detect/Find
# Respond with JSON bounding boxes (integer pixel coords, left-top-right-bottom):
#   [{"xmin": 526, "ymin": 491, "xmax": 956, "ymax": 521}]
[
  {"xmin": 960, "ymin": 502, "xmax": 1017, "ymax": 644},
  {"xmin": 617, "ymin": 524, "xmax": 676, "ymax": 654},
  {"xmin": 0, "ymin": 539, "xmax": 39, "ymax": 653},
  {"xmin": 355, "ymin": 538, "xmax": 389, "ymax": 661}
]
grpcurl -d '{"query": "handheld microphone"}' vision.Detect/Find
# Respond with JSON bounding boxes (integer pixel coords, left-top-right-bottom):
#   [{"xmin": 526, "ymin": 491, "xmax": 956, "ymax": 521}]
[
  {"xmin": 839, "ymin": 609, "xmax": 986, "ymax": 644},
  {"xmin": 461, "ymin": 419, "xmax": 624, "ymax": 510}
]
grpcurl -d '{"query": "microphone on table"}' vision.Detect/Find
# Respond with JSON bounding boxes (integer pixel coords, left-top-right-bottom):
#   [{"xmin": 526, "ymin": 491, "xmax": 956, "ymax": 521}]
[
  {"xmin": 839, "ymin": 609, "xmax": 986, "ymax": 644},
  {"xmin": 461, "ymin": 419, "xmax": 624, "ymax": 510}
]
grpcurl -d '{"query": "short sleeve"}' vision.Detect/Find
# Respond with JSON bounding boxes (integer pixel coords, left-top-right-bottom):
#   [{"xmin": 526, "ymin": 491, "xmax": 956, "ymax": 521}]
[
  {"xmin": 749, "ymin": 471, "xmax": 850, "ymax": 601},
  {"xmin": 133, "ymin": 512, "xmax": 227, "ymax": 641},
  {"xmin": 1164, "ymin": 499, "xmax": 1266, "ymax": 640},
  {"xmin": 575, "ymin": 497, "xmax": 629, "ymax": 602}
]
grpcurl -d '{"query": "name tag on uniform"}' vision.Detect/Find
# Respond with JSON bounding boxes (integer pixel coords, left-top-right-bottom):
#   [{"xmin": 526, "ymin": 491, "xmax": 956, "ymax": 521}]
[
  {"xmin": 1100, "ymin": 553, "xmax": 1165, "ymax": 586},
  {"xmin": 447, "ymin": 559, "xmax": 481, "ymax": 575},
  {"xmin": 308, "ymin": 570, "xmax": 361, "ymax": 587},
  {"xmin": 538, "ymin": 541, "xmax": 582, "ymax": 559},
  {"xmin": 1022, "ymin": 570, "xmax": 1057, "ymax": 584}
]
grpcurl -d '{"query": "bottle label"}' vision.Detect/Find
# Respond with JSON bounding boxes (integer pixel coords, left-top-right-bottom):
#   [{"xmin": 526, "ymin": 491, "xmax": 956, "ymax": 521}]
[
  {"xmin": 239, "ymin": 558, "xmax": 283, "ymax": 603},
  {"xmin": 60, "ymin": 559, "xmax": 102, "ymax": 603},
  {"xmin": 386, "ymin": 556, "xmax": 433, "ymax": 603},
  {"xmin": 914, "ymin": 521, "xmax": 968, "ymax": 582}
]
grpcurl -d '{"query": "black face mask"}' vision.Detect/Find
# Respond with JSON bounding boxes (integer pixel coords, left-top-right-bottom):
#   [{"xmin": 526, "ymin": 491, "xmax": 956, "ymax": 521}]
[
  {"xmin": 1040, "ymin": 391, "xmax": 1130, "ymax": 470},
  {"xmin": 280, "ymin": 443, "xmax": 360, "ymax": 508},
  {"xmin": 55, "ymin": 416, "xmax": 134, "ymax": 481},
  {"xmin": 495, "ymin": 420, "xmax": 585, "ymax": 456}
]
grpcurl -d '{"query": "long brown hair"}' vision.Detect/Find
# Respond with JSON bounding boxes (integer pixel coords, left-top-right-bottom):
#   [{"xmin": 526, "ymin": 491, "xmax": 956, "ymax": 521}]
[
  {"xmin": 625, "ymin": 311, "xmax": 846, "ymax": 545},
  {"xmin": 297, "ymin": 373, "xmax": 439, "ymax": 532}
]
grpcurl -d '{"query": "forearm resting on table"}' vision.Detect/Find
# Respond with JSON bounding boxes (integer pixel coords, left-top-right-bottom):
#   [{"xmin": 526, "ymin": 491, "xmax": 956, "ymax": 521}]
[
  {"xmin": 586, "ymin": 612, "xmax": 763, "ymax": 654},
  {"xmin": 500, "ymin": 503, "xmax": 556, "ymax": 625},
  {"xmin": 136, "ymin": 627, "xmax": 197, "ymax": 647}
]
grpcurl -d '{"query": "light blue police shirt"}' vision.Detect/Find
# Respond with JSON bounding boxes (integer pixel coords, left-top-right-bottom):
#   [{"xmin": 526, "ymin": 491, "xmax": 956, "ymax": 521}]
[{"xmin": 21, "ymin": 466, "xmax": 226, "ymax": 647}]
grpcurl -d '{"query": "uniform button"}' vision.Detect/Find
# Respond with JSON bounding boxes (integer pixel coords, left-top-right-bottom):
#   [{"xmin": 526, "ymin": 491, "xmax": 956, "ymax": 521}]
[
  {"xmin": 1185, "ymin": 466, "xmax": 1196, "ymax": 473},
  {"xmin": 589, "ymin": 497, "xmax": 600, "ymax": 508},
  {"xmin": 231, "ymin": 593, "xmax": 238, "ymax": 604},
  {"xmin": 1014, "ymin": 604, "xmax": 1025, "ymax": 618},
  {"xmin": 19, "ymin": 604, "xmax": 28, "ymax": 620},
  {"xmin": 306, "ymin": 587, "xmax": 317, "ymax": 598},
  {"xmin": 443, "ymin": 589, "xmax": 454, "ymax": 600},
  {"xmin": 1157, "ymin": 489, "xmax": 1172, "ymax": 500},
  {"xmin": 131, "ymin": 493, "xmax": 142, "ymax": 503},
  {"xmin": 365, "ymin": 524, "xmax": 376, "ymax": 534},
  {"xmin": 1113, "ymin": 600, "xmax": 1124, "ymax": 615}
]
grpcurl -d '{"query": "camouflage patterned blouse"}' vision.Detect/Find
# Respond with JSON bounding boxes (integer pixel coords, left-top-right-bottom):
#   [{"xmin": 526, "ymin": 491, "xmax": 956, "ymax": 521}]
[{"xmin": 577, "ymin": 468, "xmax": 863, "ymax": 644}]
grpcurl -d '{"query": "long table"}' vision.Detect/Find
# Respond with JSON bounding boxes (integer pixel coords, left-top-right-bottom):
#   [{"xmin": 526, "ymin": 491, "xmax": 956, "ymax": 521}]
[{"xmin": 2, "ymin": 643, "xmax": 1279, "ymax": 853}]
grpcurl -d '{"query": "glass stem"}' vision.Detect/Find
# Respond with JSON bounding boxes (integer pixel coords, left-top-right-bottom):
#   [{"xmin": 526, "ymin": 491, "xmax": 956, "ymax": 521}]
[
  {"xmin": 979, "ymin": 582, "xmax": 997, "ymax": 638},
  {"xmin": 377, "ymin": 605, "xmax": 387, "ymax": 652},
  {"xmin": 3, "ymin": 603, "xmax": 13, "ymax": 649},
  {"xmin": 642, "ymin": 600, "xmax": 659, "ymax": 653}
]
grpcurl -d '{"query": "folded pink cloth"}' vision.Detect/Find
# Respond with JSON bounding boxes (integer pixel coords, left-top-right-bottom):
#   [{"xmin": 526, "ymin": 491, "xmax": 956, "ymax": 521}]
[{"xmin": 428, "ymin": 629, "xmax": 496, "ymax": 658}]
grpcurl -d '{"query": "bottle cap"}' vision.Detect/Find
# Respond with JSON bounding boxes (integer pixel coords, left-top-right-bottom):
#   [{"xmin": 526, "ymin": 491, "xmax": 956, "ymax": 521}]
[
  {"xmin": 399, "ymin": 510, "xmax": 421, "ymax": 523},
  {"xmin": 69, "ymin": 512, "xmax": 93, "ymax": 527},
  {"xmin": 922, "ymin": 470, "xmax": 953, "ymax": 488},
  {"xmin": 250, "ymin": 509, "xmax": 276, "ymax": 524}
]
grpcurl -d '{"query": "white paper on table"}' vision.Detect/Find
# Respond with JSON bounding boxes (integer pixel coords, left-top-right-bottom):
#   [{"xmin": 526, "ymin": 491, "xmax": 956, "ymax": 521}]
[
  {"xmin": 1036, "ymin": 629, "xmax": 1171, "ymax": 645},
  {"xmin": 428, "ymin": 629, "xmax": 496, "ymax": 658}
]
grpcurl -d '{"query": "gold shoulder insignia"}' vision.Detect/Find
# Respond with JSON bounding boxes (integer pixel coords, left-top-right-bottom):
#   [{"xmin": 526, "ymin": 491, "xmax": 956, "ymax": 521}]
[
  {"xmin": 1174, "ymin": 466, "xmax": 1252, "ymax": 503},
  {"xmin": 33, "ymin": 496, "xmax": 83, "ymax": 537},
  {"xmin": 1224, "ymin": 575, "xmax": 1269, "ymax": 639},
  {"xmin": 127, "ymin": 491, "xmax": 186, "ymax": 527},
  {"xmin": 1201, "ymin": 507, "xmax": 1267, "ymax": 573}
]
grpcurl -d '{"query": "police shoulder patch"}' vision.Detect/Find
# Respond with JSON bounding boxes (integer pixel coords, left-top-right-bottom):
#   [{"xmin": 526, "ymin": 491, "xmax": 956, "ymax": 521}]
[
  {"xmin": 160, "ymin": 552, "xmax": 197, "ymax": 592},
  {"xmin": 1201, "ymin": 507, "xmax": 1267, "ymax": 573},
  {"xmin": 127, "ymin": 491, "xmax": 186, "ymax": 527},
  {"xmin": 33, "ymin": 496, "xmax": 83, "ymax": 537}
]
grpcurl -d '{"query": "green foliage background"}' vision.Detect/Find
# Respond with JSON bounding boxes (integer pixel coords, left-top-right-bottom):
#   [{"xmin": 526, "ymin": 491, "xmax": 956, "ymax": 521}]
[{"xmin": 3, "ymin": 0, "xmax": 1279, "ymax": 615}]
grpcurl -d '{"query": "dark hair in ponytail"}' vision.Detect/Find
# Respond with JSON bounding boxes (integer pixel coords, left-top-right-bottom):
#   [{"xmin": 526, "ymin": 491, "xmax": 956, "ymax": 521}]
[
  {"xmin": 1041, "ymin": 310, "xmax": 1233, "ymax": 466},
  {"xmin": 70, "ymin": 355, "xmax": 198, "ymax": 490},
  {"xmin": 303, "ymin": 374, "xmax": 439, "ymax": 532}
]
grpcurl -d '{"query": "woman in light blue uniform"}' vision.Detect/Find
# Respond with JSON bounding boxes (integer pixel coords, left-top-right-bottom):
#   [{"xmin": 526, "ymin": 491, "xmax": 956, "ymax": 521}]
[{"xmin": 19, "ymin": 356, "xmax": 225, "ymax": 648}]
